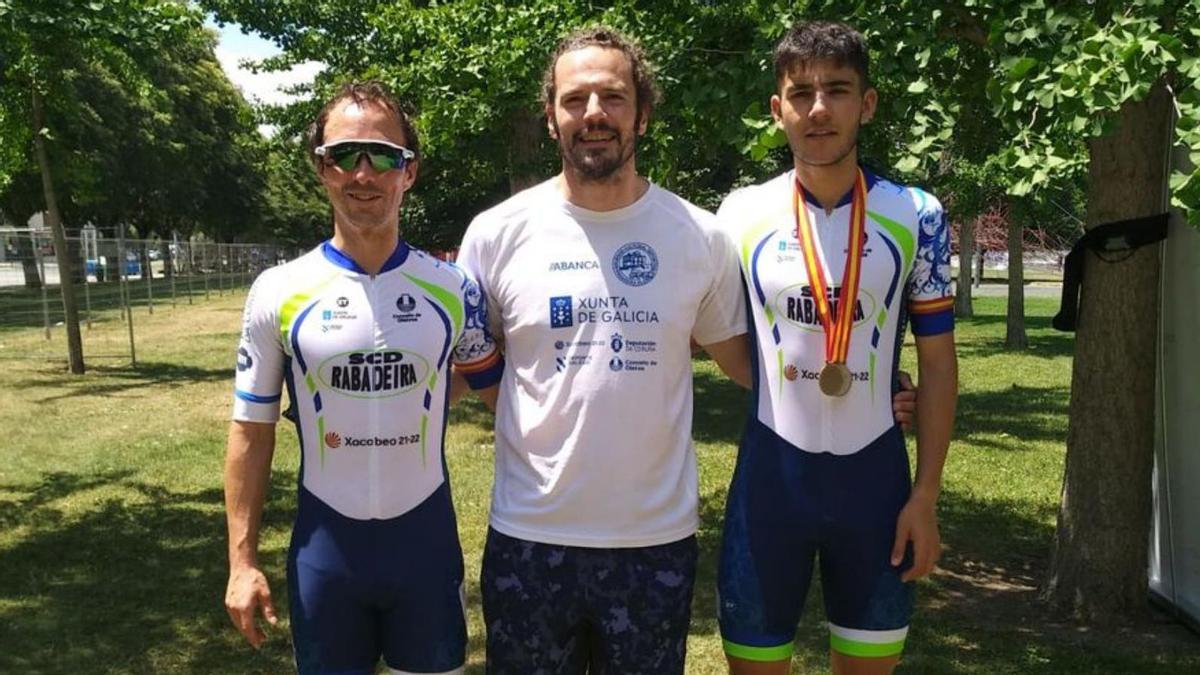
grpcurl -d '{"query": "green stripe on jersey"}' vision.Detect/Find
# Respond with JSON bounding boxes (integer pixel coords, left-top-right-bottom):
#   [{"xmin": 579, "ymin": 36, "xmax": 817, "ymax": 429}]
[
  {"xmin": 867, "ymin": 210, "xmax": 915, "ymax": 282},
  {"xmin": 278, "ymin": 272, "xmax": 340, "ymax": 354},
  {"xmin": 402, "ymin": 273, "xmax": 464, "ymax": 339},
  {"xmin": 740, "ymin": 219, "xmax": 779, "ymax": 326},
  {"xmin": 723, "ymin": 639, "xmax": 794, "ymax": 662}
]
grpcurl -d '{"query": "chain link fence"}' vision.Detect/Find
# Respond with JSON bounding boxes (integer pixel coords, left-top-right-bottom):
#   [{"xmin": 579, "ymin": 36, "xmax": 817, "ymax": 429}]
[{"xmin": 0, "ymin": 227, "xmax": 301, "ymax": 363}]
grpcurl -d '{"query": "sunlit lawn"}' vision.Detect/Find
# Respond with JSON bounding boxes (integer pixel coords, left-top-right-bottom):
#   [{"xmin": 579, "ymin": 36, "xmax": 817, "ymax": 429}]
[{"xmin": 0, "ymin": 292, "xmax": 1196, "ymax": 673}]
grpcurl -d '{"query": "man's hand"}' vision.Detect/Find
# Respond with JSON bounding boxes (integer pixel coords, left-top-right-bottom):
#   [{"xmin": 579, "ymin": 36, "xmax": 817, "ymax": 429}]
[
  {"xmin": 891, "ymin": 492, "xmax": 941, "ymax": 582},
  {"xmin": 893, "ymin": 370, "xmax": 917, "ymax": 432},
  {"xmin": 225, "ymin": 565, "xmax": 278, "ymax": 648}
]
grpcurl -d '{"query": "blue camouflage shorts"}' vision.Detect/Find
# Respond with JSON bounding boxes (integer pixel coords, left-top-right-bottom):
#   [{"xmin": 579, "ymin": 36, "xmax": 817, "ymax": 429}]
[{"xmin": 481, "ymin": 528, "xmax": 698, "ymax": 675}]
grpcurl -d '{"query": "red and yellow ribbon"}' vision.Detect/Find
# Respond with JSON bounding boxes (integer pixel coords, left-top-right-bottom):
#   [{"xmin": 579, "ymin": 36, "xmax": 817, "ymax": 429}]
[{"xmin": 792, "ymin": 168, "xmax": 867, "ymax": 366}]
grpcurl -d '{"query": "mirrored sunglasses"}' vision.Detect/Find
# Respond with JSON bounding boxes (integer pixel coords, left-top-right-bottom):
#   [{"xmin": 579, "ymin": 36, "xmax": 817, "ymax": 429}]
[{"xmin": 316, "ymin": 140, "xmax": 416, "ymax": 172}]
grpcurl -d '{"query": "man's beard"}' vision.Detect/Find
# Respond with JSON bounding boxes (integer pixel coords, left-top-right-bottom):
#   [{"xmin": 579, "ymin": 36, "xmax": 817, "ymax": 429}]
[{"xmin": 557, "ymin": 121, "xmax": 637, "ymax": 181}]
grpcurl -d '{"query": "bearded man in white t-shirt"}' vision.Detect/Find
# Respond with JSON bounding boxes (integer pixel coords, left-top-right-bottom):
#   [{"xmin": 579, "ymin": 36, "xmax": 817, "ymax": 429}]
[{"xmin": 457, "ymin": 26, "xmax": 915, "ymax": 675}]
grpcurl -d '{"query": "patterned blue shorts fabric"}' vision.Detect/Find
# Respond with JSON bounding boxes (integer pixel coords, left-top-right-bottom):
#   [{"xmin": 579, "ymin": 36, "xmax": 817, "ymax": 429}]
[
  {"xmin": 718, "ymin": 421, "xmax": 914, "ymax": 660},
  {"xmin": 287, "ymin": 482, "xmax": 466, "ymax": 674},
  {"xmin": 481, "ymin": 528, "xmax": 698, "ymax": 675}
]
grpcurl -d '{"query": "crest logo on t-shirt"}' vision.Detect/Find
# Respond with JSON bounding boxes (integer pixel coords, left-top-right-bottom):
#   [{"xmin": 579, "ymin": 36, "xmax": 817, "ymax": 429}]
[
  {"xmin": 396, "ymin": 293, "xmax": 417, "ymax": 313},
  {"xmin": 610, "ymin": 333, "xmax": 624, "ymax": 353},
  {"xmin": 611, "ymin": 242, "xmax": 658, "ymax": 287},
  {"xmin": 609, "ymin": 356, "xmax": 624, "ymax": 372},
  {"xmin": 236, "ymin": 346, "xmax": 253, "ymax": 372},
  {"xmin": 549, "ymin": 296, "xmax": 573, "ymax": 328}
]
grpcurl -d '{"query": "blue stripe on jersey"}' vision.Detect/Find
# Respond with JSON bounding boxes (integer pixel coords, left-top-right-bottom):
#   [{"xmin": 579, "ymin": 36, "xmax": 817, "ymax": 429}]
[
  {"xmin": 911, "ymin": 310, "xmax": 954, "ymax": 336},
  {"xmin": 799, "ymin": 168, "xmax": 882, "ymax": 209},
  {"xmin": 424, "ymin": 298, "xmax": 454, "ymax": 371},
  {"xmin": 750, "ymin": 231, "xmax": 774, "ymax": 309},
  {"xmin": 320, "ymin": 239, "xmax": 411, "ymax": 274},
  {"xmin": 235, "ymin": 389, "xmax": 281, "ymax": 404},
  {"xmin": 879, "ymin": 233, "xmax": 904, "ymax": 311},
  {"xmin": 874, "ymin": 234, "xmax": 905, "ymax": 349},
  {"xmin": 424, "ymin": 390, "xmax": 432, "ymax": 410},
  {"xmin": 292, "ymin": 301, "xmax": 319, "ymax": 374},
  {"xmin": 314, "ymin": 392, "xmax": 322, "ymax": 413}
]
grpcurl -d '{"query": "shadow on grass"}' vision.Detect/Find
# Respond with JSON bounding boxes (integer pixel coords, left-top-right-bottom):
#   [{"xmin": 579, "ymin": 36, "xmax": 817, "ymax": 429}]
[
  {"xmin": 956, "ymin": 314, "xmax": 1075, "ymax": 360},
  {"xmin": 955, "ymin": 385, "xmax": 1070, "ymax": 448},
  {"xmin": 0, "ymin": 469, "xmax": 300, "ymax": 673},
  {"xmin": 447, "ymin": 394, "xmax": 499, "ymax": 435},
  {"xmin": 691, "ymin": 361, "xmax": 751, "ymax": 446},
  {"xmin": 691, "ymin": 472, "xmax": 1199, "ymax": 673},
  {"xmin": 18, "ymin": 361, "xmax": 231, "ymax": 403}
]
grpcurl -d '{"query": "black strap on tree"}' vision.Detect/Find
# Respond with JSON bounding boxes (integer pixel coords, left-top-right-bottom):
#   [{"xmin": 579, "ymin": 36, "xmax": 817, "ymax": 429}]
[{"xmin": 1053, "ymin": 213, "xmax": 1170, "ymax": 332}]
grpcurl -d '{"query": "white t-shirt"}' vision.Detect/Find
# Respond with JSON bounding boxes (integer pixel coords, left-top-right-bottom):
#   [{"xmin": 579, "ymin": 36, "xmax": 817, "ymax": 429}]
[
  {"xmin": 458, "ymin": 179, "xmax": 746, "ymax": 547},
  {"xmin": 718, "ymin": 169, "xmax": 954, "ymax": 455},
  {"xmin": 232, "ymin": 241, "xmax": 503, "ymax": 520}
]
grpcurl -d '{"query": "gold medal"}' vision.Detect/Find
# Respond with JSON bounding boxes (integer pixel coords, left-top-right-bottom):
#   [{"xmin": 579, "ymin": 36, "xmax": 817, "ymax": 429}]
[
  {"xmin": 793, "ymin": 169, "xmax": 868, "ymax": 398},
  {"xmin": 818, "ymin": 362, "xmax": 852, "ymax": 397}
]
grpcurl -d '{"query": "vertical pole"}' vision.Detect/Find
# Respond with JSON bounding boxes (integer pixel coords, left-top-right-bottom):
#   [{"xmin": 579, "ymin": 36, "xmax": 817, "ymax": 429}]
[
  {"xmin": 170, "ymin": 234, "xmax": 178, "ymax": 308},
  {"xmin": 79, "ymin": 235, "xmax": 92, "ymax": 329},
  {"xmin": 144, "ymin": 241, "xmax": 154, "ymax": 315},
  {"xmin": 118, "ymin": 228, "xmax": 136, "ymax": 364},
  {"xmin": 32, "ymin": 232, "xmax": 50, "ymax": 340},
  {"xmin": 203, "ymin": 242, "xmax": 210, "ymax": 300},
  {"xmin": 217, "ymin": 243, "xmax": 224, "ymax": 297},
  {"xmin": 117, "ymin": 229, "xmax": 127, "ymax": 322},
  {"xmin": 185, "ymin": 238, "xmax": 194, "ymax": 305}
]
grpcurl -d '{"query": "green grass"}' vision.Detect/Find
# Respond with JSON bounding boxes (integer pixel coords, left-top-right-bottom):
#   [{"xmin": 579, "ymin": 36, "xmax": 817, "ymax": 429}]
[{"xmin": 0, "ymin": 293, "xmax": 1196, "ymax": 674}]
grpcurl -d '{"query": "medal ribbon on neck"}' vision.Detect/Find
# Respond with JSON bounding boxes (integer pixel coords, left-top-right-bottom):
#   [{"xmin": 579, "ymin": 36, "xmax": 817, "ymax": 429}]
[{"xmin": 792, "ymin": 168, "xmax": 867, "ymax": 366}]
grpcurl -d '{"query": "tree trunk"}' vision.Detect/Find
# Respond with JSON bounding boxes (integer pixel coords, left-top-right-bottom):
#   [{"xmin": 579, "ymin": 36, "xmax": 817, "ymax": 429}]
[
  {"xmin": 1005, "ymin": 211, "xmax": 1026, "ymax": 349},
  {"xmin": 955, "ymin": 217, "xmax": 975, "ymax": 318},
  {"xmin": 14, "ymin": 232, "xmax": 42, "ymax": 289},
  {"xmin": 508, "ymin": 111, "xmax": 546, "ymax": 194},
  {"xmin": 975, "ymin": 247, "xmax": 985, "ymax": 287},
  {"xmin": 1043, "ymin": 82, "xmax": 1171, "ymax": 622},
  {"xmin": 32, "ymin": 88, "xmax": 85, "ymax": 374}
]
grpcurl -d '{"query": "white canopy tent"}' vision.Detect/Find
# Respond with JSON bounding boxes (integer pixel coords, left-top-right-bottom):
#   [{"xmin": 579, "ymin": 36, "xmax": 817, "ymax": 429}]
[{"xmin": 1150, "ymin": 148, "xmax": 1199, "ymax": 629}]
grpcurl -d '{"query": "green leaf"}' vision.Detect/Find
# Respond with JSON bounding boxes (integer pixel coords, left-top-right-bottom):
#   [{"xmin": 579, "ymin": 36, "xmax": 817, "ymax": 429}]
[
  {"xmin": 907, "ymin": 80, "xmax": 930, "ymax": 94},
  {"xmin": 1008, "ymin": 57, "xmax": 1038, "ymax": 79}
]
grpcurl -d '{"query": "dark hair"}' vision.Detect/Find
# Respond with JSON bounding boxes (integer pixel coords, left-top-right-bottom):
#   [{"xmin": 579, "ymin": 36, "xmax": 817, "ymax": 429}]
[
  {"xmin": 307, "ymin": 81, "xmax": 420, "ymax": 165},
  {"xmin": 540, "ymin": 26, "xmax": 661, "ymax": 125},
  {"xmin": 773, "ymin": 21, "xmax": 870, "ymax": 89}
]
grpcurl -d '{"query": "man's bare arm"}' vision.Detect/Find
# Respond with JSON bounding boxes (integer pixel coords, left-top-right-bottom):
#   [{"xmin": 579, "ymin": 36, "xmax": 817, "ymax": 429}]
[
  {"xmin": 700, "ymin": 333, "xmax": 753, "ymax": 389},
  {"xmin": 892, "ymin": 331, "xmax": 957, "ymax": 581},
  {"xmin": 224, "ymin": 420, "xmax": 279, "ymax": 648}
]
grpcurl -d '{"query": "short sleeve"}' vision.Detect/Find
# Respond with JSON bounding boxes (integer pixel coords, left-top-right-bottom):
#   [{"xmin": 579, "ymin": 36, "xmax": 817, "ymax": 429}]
[
  {"xmin": 451, "ymin": 273, "xmax": 504, "ymax": 389},
  {"xmin": 907, "ymin": 192, "xmax": 955, "ymax": 336},
  {"xmin": 232, "ymin": 271, "xmax": 286, "ymax": 421},
  {"xmin": 692, "ymin": 220, "xmax": 748, "ymax": 346},
  {"xmin": 456, "ymin": 217, "xmax": 504, "ymax": 342}
]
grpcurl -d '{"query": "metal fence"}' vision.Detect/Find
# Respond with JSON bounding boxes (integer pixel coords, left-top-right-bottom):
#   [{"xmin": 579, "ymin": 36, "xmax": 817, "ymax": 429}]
[{"xmin": 0, "ymin": 228, "xmax": 301, "ymax": 363}]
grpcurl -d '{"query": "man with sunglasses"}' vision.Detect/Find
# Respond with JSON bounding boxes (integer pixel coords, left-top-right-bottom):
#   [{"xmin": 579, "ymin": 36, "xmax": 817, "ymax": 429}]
[{"xmin": 224, "ymin": 82, "xmax": 503, "ymax": 675}]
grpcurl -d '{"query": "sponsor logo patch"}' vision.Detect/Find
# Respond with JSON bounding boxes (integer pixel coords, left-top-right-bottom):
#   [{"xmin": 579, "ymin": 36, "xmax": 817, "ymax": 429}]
[
  {"xmin": 611, "ymin": 242, "xmax": 658, "ymax": 286},
  {"xmin": 318, "ymin": 349, "xmax": 430, "ymax": 398},
  {"xmin": 236, "ymin": 346, "xmax": 253, "ymax": 372},
  {"xmin": 549, "ymin": 296, "xmax": 573, "ymax": 328},
  {"xmin": 549, "ymin": 260, "xmax": 600, "ymax": 272}
]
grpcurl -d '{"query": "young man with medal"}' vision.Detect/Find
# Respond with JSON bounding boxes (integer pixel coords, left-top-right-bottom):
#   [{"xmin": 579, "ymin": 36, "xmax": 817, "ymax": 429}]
[{"xmin": 715, "ymin": 21, "xmax": 958, "ymax": 675}]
